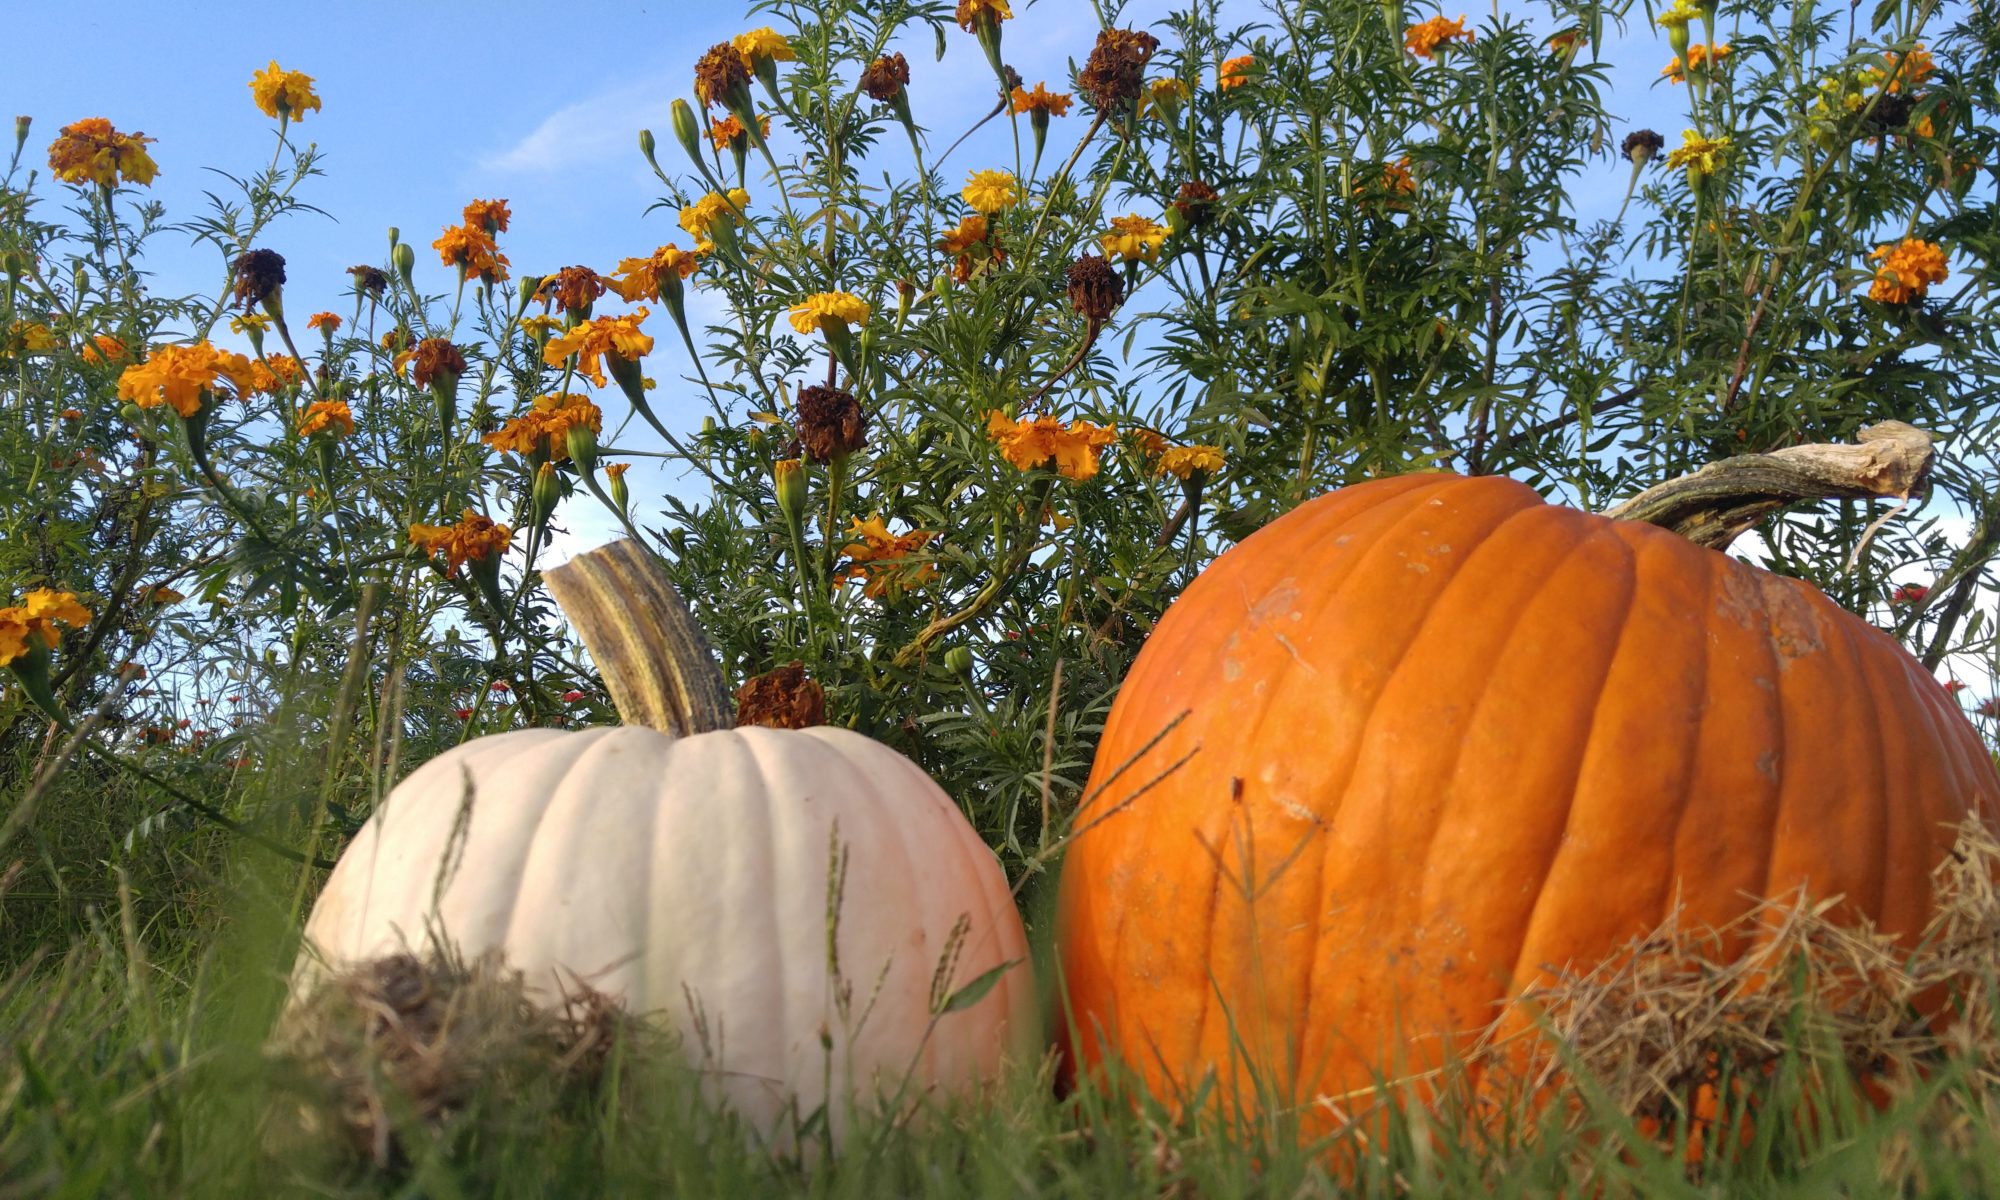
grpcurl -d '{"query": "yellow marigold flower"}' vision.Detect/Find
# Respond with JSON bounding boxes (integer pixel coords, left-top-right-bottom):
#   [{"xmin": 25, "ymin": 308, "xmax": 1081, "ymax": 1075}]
[
  {"xmin": 986, "ymin": 410, "xmax": 1118, "ymax": 481},
  {"xmin": 1143, "ymin": 77, "xmax": 1191, "ymax": 117},
  {"xmin": 542, "ymin": 311, "xmax": 653, "ymax": 388},
  {"xmin": 678, "ymin": 189, "xmax": 751, "ymax": 239},
  {"xmin": 117, "ymin": 342, "xmax": 256, "ymax": 418},
  {"xmin": 1217, "ymin": 55, "xmax": 1256, "ymax": 91},
  {"xmin": 248, "ymin": 354, "xmax": 304, "ymax": 396},
  {"xmin": 144, "ymin": 585, "xmax": 184, "ymax": 604},
  {"xmin": 462, "ymin": 198, "xmax": 512, "ymax": 233},
  {"xmin": 298, "ymin": 399, "xmax": 354, "ymax": 439},
  {"xmin": 1011, "ymin": 82, "xmax": 1073, "ymax": 116},
  {"xmin": 1868, "ymin": 238, "xmax": 1948, "ymax": 304},
  {"xmin": 433, "ymin": 223, "xmax": 509, "ymax": 280},
  {"xmin": 836, "ymin": 514, "xmax": 938, "ymax": 600},
  {"xmin": 955, "ymin": 0, "xmax": 1012, "ymax": 31},
  {"xmin": 0, "ymin": 589, "xmax": 91, "ymax": 667},
  {"xmin": 733, "ymin": 27, "xmax": 795, "ymax": 67},
  {"xmin": 939, "ymin": 215, "xmax": 1007, "ymax": 281},
  {"xmin": 9, "ymin": 322, "xmax": 56, "ymax": 353},
  {"xmin": 80, "ymin": 334, "xmax": 127, "ymax": 364},
  {"xmin": 1132, "ymin": 428, "xmax": 1171, "ymax": 458},
  {"xmin": 962, "ymin": 169, "xmax": 1020, "ymax": 214},
  {"xmin": 408, "ymin": 510, "xmax": 513, "ymax": 578},
  {"xmin": 229, "ymin": 313, "xmax": 271, "ymax": 336},
  {"xmin": 248, "ymin": 61, "xmax": 321, "ymax": 122},
  {"xmin": 1662, "ymin": 43, "xmax": 1729, "ymax": 83},
  {"xmin": 1155, "ymin": 444, "xmax": 1225, "ymax": 480},
  {"xmin": 1546, "ymin": 30, "xmax": 1585, "ymax": 54},
  {"xmin": 1655, "ymin": 0, "xmax": 1700, "ymax": 31},
  {"xmin": 46, "ymin": 118, "xmax": 159, "ymax": 188},
  {"xmin": 306, "ymin": 311, "xmax": 342, "ymax": 333},
  {"xmin": 1664, "ymin": 129, "xmax": 1731, "ymax": 177},
  {"xmin": 519, "ymin": 314, "xmax": 560, "ymax": 340},
  {"xmin": 787, "ymin": 291, "xmax": 870, "ymax": 336},
  {"xmin": 1404, "ymin": 15, "xmax": 1474, "ymax": 58},
  {"xmin": 610, "ymin": 244, "xmax": 703, "ymax": 302},
  {"xmin": 1099, "ymin": 214, "xmax": 1169, "ymax": 262}
]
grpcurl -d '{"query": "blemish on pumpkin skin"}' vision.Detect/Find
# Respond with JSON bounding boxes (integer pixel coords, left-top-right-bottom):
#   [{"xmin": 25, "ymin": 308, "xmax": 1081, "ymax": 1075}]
[{"xmin": 1756, "ymin": 751, "xmax": 1779, "ymax": 783}]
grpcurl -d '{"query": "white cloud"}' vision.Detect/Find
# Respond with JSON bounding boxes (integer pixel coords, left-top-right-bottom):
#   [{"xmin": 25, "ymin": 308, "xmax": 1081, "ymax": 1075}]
[{"xmin": 480, "ymin": 81, "xmax": 671, "ymax": 175}]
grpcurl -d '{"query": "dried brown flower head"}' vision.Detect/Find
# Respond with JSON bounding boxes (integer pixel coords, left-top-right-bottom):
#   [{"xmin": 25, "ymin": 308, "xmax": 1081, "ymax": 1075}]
[
  {"xmin": 694, "ymin": 42, "xmax": 751, "ymax": 110},
  {"xmin": 409, "ymin": 338, "xmax": 467, "ymax": 389},
  {"xmin": 1172, "ymin": 179, "xmax": 1219, "ymax": 229},
  {"xmin": 1622, "ymin": 128, "xmax": 1666, "ymax": 166},
  {"xmin": 796, "ymin": 384, "xmax": 867, "ymax": 461},
  {"xmin": 1079, "ymin": 27, "xmax": 1160, "ymax": 111},
  {"xmin": 232, "ymin": 248, "xmax": 287, "ymax": 310},
  {"xmin": 348, "ymin": 265, "xmax": 388, "ymax": 298},
  {"xmin": 861, "ymin": 52, "xmax": 911, "ymax": 101},
  {"xmin": 1066, "ymin": 254, "xmax": 1124, "ymax": 324},
  {"xmin": 735, "ymin": 662, "xmax": 826, "ymax": 729},
  {"xmin": 535, "ymin": 266, "xmax": 608, "ymax": 315}
]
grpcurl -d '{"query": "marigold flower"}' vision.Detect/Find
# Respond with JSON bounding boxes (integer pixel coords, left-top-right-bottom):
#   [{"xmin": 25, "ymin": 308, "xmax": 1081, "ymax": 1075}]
[
  {"xmin": 1172, "ymin": 179, "xmax": 1220, "ymax": 230},
  {"xmin": 986, "ymin": 410, "xmax": 1118, "ymax": 481},
  {"xmin": 482, "ymin": 392, "xmax": 604, "ymax": 463},
  {"xmin": 604, "ymin": 462, "xmax": 630, "ymax": 483},
  {"xmin": 678, "ymin": 189, "xmax": 751, "ymax": 243},
  {"xmin": 1079, "ymin": 28, "xmax": 1159, "ymax": 109},
  {"xmin": 1155, "ymin": 444, "xmax": 1226, "ymax": 480},
  {"xmin": 1100, "ymin": 214, "xmax": 1169, "ymax": 262},
  {"xmin": 408, "ymin": 339, "xmax": 467, "ymax": 389},
  {"xmin": 787, "ymin": 292, "xmax": 870, "ymax": 336},
  {"xmin": 248, "ymin": 354, "xmax": 304, "ymax": 396},
  {"xmin": 6, "ymin": 322, "xmax": 56, "ymax": 354},
  {"xmin": 69, "ymin": 335, "xmax": 123, "ymax": 367},
  {"xmin": 60, "ymin": 408, "xmax": 83, "ymax": 420},
  {"xmin": 117, "ymin": 342, "xmax": 256, "ymax": 418},
  {"xmin": 519, "ymin": 315, "xmax": 561, "ymax": 342},
  {"xmin": 463, "ymin": 199, "xmax": 512, "ymax": 234},
  {"xmin": 1881, "ymin": 45, "xmax": 1934, "ymax": 93},
  {"xmin": 797, "ymin": 384, "xmax": 866, "ymax": 461},
  {"xmin": 1662, "ymin": 43, "xmax": 1729, "ymax": 83},
  {"xmin": 298, "ymin": 399, "xmax": 354, "ymax": 439},
  {"xmin": 248, "ymin": 61, "xmax": 321, "ymax": 122},
  {"xmin": 836, "ymin": 514, "xmax": 938, "ymax": 599},
  {"xmin": 609, "ymin": 244, "xmax": 702, "ymax": 302},
  {"xmin": 939, "ymin": 215, "xmax": 1007, "ymax": 281},
  {"xmin": 1355, "ymin": 156, "xmax": 1416, "ymax": 201},
  {"xmin": 1011, "ymin": 82, "xmax": 1073, "ymax": 116},
  {"xmin": 542, "ymin": 310, "xmax": 653, "ymax": 387},
  {"xmin": 733, "ymin": 27, "xmax": 795, "ymax": 67},
  {"xmin": 1405, "ymin": 15, "xmax": 1474, "ymax": 58},
  {"xmin": 433, "ymin": 223, "xmax": 510, "ymax": 280},
  {"xmin": 862, "ymin": 53, "xmax": 912, "ymax": 101},
  {"xmin": 962, "ymin": 169, "xmax": 1019, "ymax": 215},
  {"xmin": 1143, "ymin": 77, "xmax": 1191, "ymax": 118},
  {"xmin": 231, "ymin": 249, "xmax": 286, "ymax": 310},
  {"xmin": 1655, "ymin": 0, "xmax": 1700, "ymax": 31},
  {"xmin": 1664, "ymin": 129, "xmax": 1731, "ymax": 177},
  {"xmin": 1546, "ymin": 30, "xmax": 1585, "ymax": 54},
  {"xmin": 1868, "ymin": 238, "xmax": 1948, "ymax": 304},
  {"xmin": 46, "ymin": 118, "xmax": 159, "ymax": 188},
  {"xmin": 0, "ymin": 589, "xmax": 92, "ymax": 668},
  {"xmin": 707, "ymin": 113, "xmax": 755, "ymax": 150},
  {"xmin": 1622, "ymin": 128, "xmax": 1666, "ymax": 165},
  {"xmin": 694, "ymin": 42, "xmax": 752, "ymax": 109},
  {"xmin": 348, "ymin": 265, "xmax": 389, "ymax": 298},
  {"xmin": 955, "ymin": 0, "xmax": 1012, "ymax": 31},
  {"xmin": 535, "ymin": 265, "xmax": 609, "ymax": 314},
  {"xmin": 300, "ymin": 312, "xmax": 339, "ymax": 335},
  {"xmin": 1066, "ymin": 254, "xmax": 1124, "ymax": 323},
  {"xmin": 409, "ymin": 510, "xmax": 513, "ymax": 578},
  {"xmin": 1217, "ymin": 55, "xmax": 1256, "ymax": 92}
]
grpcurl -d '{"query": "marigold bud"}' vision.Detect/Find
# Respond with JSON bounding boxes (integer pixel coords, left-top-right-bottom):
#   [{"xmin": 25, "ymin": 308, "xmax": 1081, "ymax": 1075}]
[
  {"xmin": 638, "ymin": 127, "xmax": 658, "ymax": 168},
  {"xmin": 392, "ymin": 241, "xmax": 416, "ymax": 290},
  {"xmin": 773, "ymin": 457, "xmax": 806, "ymax": 523},
  {"xmin": 12, "ymin": 115, "xmax": 29, "ymax": 160},
  {"xmin": 533, "ymin": 460, "xmax": 562, "ymax": 523},
  {"xmin": 566, "ymin": 421, "xmax": 600, "ymax": 475},
  {"xmin": 944, "ymin": 645, "xmax": 975, "ymax": 679}
]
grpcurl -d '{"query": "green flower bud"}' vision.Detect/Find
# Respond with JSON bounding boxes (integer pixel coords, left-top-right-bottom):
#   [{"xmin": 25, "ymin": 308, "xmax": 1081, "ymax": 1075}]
[
  {"xmin": 671, "ymin": 99, "xmax": 704, "ymax": 169},
  {"xmin": 387, "ymin": 226, "xmax": 400, "ymax": 249},
  {"xmin": 639, "ymin": 127, "xmax": 658, "ymax": 168},
  {"xmin": 120, "ymin": 402, "xmax": 145, "ymax": 425},
  {"xmin": 392, "ymin": 242, "xmax": 416, "ymax": 290},
  {"xmin": 944, "ymin": 645, "xmax": 974, "ymax": 679},
  {"xmin": 532, "ymin": 461, "xmax": 563, "ymax": 525},
  {"xmin": 565, "ymin": 422, "xmax": 600, "ymax": 476},
  {"xmin": 517, "ymin": 275, "xmax": 541, "ymax": 309},
  {"xmin": 773, "ymin": 458, "xmax": 806, "ymax": 524}
]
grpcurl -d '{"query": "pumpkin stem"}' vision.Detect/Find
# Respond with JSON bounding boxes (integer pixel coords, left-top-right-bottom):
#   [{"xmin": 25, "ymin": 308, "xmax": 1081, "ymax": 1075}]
[
  {"xmin": 542, "ymin": 539, "xmax": 735, "ymax": 736},
  {"xmin": 1604, "ymin": 421, "xmax": 1934, "ymax": 550}
]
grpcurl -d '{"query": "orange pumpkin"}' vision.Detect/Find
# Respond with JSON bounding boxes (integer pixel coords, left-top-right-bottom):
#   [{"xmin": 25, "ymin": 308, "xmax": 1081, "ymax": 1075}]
[{"xmin": 1055, "ymin": 472, "xmax": 1999, "ymax": 1134}]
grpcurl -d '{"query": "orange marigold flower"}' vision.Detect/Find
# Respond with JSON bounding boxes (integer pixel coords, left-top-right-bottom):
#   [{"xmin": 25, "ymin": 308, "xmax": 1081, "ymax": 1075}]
[
  {"xmin": 986, "ymin": 410, "xmax": 1118, "ymax": 481},
  {"xmin": 1546, "ymin": 30, "xmax": 1585, "ymax": 54},
  {"xmin": 462, "ymin": 199, "xmax": 511, "ymax": 233},
  {"xmin": 46, "ymin": 117, "xmax": 159, "ymax": 188},
  {"xmin": 433, "ymin": 223, "xmax": 509, "ymax": 280},
  {"xmin": 1662, "ymin": 43, "xmax": 1729, "ymax": 83},
  {"xmin": 60, "ymin": 408, "xmax": 83, "ymax": 420},
  {"xmin": 535, "ymin": 265, "xmax": 609, "ymax": 314},
  {"xmin": 248, "ymin": 61, "xmax": 322, "ymax": 122},
  {"xmin": 1155, "ymin": 444, "xmax": 1225, "ymax": 480},
  {"xmin": 145, "ymin": 585, "xmax": 184, "ymax": 604},
  {"xmin": 482, "ymin": 393, "xmax": 603, "ymax": 463},
  {"xmin": 1100, "ymin": 214, "xmax": 1169, "ymax": 262},
  {"xmin": 298, "ymin": 399, "xmax": 354, "ymax": 439},
  {"xmin": 117, "ymin": 343, "xmax": 256, "ymax": 418},
  {"xmin": 0, "ymin": 588, "xmax": 92, "ymax": 667},
  {"xmin": 609, "ymin": 245, "xmax": 702, "ymax": 302},
  {"xmin": 955, "ymin": 0, "xmax": 1012, "ymax": 31},
  {"xmin": 835, "ymin": 514, "xmax": 938, "ymax": 600},
  {"xmin": 861, "ymin": 53, "xmax": 911, "ymax": 101},
  {"xmin": 542, "ymin": 310, "xmax": 653, "ymax": 388},
  {"xmin": 603, "ymin": 462, "xmax": 630, "ymax": 482},
  {"xmin": 248, "ymin": 354, "xmax": 305, "ymax": 396},
  {"xmin": 939, "ymin": 215, "xmax": 1006, "ymax": 282},
  {"xmin": 80, "ymin": 334, "xmax": 126, "ymax": 364},
  {"xmin": 1132, "ymin": 428, "xmax": 1171, "ymax": 457},
  {"xmin": 694, "ymin": 42, "xmax": 752, "ymax": 109},
  {"xmin": 1217, "ymin": 55, "xmax": 1255, "ymax": 91},
  {"xmin": 408, "ymin": 510, "xmax": 513, "ymax": 578},
  {"xmin": 306, "ymin": 311, "xmax": 342, "ymax": 333},
  {"xmin": 1868, "ymin": 238, "xmax": 1948, "ymax": 304},
  {"xmin": 962, "ymin": 169, "xmax": 1019, "ymax": 214},
  {"xmin": 1882, "ymin": 45, "xmax": 1935, "ymax": 93},
  {"xmin": 787, "ymin": 292, "xmax": 870, "ymax": 336},
  {"xmin": 1404, "ymin": 15, "xmax": 1474, "ymax": 59},
  {"xmin": 1011, "ymin": 82, "xmax": 1073, "ymax": 116}
]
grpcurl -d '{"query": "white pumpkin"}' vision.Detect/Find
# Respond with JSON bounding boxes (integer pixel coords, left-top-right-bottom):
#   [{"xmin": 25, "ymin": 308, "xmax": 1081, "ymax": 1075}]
[
  {"xmin": 294, "ymin": 541, "xmax": 1037, "ymax": 1147},
  {"xmin": 300, "ymin": 723, "xmax": 1035, "ymax": 1142}
]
